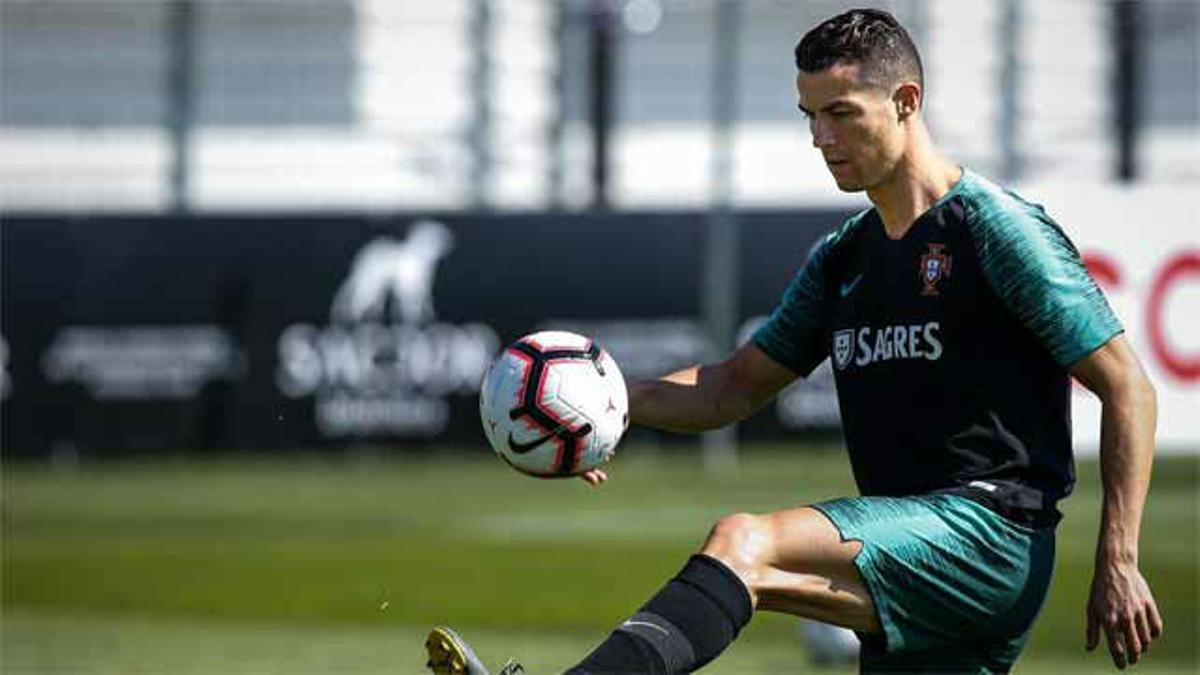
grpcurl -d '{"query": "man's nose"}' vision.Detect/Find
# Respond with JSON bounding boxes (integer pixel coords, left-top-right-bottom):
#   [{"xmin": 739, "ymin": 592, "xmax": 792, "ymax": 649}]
[{"xmin": 811, "ymin": 120, "xmax": 834, "ymax": 149}]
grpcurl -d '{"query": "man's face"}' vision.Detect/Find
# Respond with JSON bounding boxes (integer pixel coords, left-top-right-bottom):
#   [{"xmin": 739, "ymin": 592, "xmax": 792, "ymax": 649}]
[{"xmin": 796, "ymin": 62, "xmax": 906, "ymax": 192}]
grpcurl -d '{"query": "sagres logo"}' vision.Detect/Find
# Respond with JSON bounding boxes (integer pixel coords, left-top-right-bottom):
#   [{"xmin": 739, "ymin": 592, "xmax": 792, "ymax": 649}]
[
  {"xmin": 276, "ymin": 219, "xmax": 500, "ymax": 437},
  {"xmin": 833, "ymin": 329, "xmax": 855, "ymax": 371},
  {"xmin": 831, "ymin": 322, "xmax": 943, "ymax": 370}
]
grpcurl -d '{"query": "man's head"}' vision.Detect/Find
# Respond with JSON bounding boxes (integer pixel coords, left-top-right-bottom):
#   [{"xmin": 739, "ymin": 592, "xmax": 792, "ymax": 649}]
[
  {"xmin": 794, "ymin": 9, "xmax": 926, "ymax": 192},
  {"xmin": 795, "ymin": 8, "xmax": 923, "ymax": 93}
]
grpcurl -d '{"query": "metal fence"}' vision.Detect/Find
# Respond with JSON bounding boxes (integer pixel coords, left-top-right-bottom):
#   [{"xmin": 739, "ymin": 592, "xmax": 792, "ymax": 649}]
[{"xmin": 1, "ymin": 0, "xmax": 1197, "ymax": 212}]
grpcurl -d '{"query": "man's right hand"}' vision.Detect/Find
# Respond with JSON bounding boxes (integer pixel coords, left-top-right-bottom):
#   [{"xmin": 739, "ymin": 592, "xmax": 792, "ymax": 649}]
[{"xmin": 580, "ymin": 468, "xmax": 608, "ymax": 486}]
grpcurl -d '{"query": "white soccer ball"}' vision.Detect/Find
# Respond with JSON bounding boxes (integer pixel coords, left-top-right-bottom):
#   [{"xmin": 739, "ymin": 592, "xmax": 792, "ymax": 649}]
[{"xmin": 480, "ymin": 331, "xmax": 629, "ymax": 478}]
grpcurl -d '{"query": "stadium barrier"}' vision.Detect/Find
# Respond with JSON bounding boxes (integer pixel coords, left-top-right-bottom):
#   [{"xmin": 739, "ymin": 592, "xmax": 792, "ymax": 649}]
[
  {"xmin": 3, "ymin": 204, "xmax": 1195, "ymax": 457},
  {"xmin": 0, "ymin": 210, "xmax": 840, "ymax": 457}
]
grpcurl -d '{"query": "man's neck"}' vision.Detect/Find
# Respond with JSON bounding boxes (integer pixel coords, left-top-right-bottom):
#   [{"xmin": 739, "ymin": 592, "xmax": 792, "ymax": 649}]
[{"xmin": 867, "ymin": 134, "xmax": 962, "ymax": 239}]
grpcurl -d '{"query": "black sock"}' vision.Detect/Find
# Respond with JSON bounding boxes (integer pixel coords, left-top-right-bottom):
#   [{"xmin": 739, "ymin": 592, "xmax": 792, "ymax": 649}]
[{"xmin": 567, "ymin": 554, "xmax": 753, "ymax": 674}]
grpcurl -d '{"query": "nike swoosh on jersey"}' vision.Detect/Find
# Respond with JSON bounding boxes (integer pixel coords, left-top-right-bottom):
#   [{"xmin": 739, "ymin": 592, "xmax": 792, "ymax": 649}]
[
  {"xmin": 840, "ymin": 274, "xmax": 864, "ymax": 297},
  {"xmin": 507, "ymin": 425, "xmax": 565, "ymax": 453}
]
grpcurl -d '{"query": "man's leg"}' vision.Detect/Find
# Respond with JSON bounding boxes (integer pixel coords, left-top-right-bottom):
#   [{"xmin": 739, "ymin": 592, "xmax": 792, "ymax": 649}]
[
  {"xmin": 567, "ymin": 507, "xmax": 881, "ymax": 674},
  {"xmin": 702, "ymin": 507, "xmax": 881, "ymax": 630},
  {"xmin": 812, "ymin": 494, "xmax": 1056, "ymax": 672}
]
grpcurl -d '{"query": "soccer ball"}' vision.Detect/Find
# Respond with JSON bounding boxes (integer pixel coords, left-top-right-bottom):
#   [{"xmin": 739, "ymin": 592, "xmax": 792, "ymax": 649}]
[{"xmin": 480, "ymin": 331, "xmax": 628, "ymax": 478}]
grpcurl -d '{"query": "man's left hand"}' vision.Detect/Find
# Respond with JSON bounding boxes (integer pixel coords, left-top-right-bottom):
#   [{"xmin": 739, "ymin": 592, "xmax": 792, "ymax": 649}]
[{"xmin": 1086, "ymin": 558, "xmax": 1163, "ymax": 668}]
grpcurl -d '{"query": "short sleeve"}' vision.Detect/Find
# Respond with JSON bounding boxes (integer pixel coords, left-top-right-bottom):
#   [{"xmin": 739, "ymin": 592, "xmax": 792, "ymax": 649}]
[
  {"xmin": 751, "ymin": 236, "xmax": 833, "ymax": 376},
  {"xmin": 966, "ymin": 198, "xmax": 1123, "ymax": 367}
]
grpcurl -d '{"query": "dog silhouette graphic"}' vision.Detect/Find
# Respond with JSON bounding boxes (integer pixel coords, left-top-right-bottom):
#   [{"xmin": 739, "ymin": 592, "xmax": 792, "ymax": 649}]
[{"xmin": 331, "ymin": 219, "xmax": 455, "ymax": 324}]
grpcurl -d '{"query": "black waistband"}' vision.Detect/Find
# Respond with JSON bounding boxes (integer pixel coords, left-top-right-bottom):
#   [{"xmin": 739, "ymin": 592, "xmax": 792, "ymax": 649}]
[{"xmin": 939, "ymin": 485, "xmax": 1062, "ymax": 529}]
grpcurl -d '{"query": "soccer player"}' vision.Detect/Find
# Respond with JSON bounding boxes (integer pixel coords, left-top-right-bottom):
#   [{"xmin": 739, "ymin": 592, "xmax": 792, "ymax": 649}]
[{"xmin": 426, "ymin": 8, "xmax": 1162, "ymax": 673}]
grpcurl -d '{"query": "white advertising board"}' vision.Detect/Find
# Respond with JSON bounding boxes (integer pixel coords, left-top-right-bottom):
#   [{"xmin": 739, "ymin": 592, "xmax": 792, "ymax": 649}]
[{"xmin": 1026, "ymin": 184, "xmax": 1200, "ymax": 454}]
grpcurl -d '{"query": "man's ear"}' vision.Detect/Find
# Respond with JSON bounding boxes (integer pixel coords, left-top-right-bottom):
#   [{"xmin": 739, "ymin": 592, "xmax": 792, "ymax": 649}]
[{"xmin": 893, "ymin": 82, "xmax": 922, "ymax": 121}]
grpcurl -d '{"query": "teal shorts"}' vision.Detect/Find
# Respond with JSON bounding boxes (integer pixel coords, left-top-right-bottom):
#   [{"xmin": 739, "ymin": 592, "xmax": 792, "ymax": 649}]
[{"xmin": 812, "ymin": 494, "xmax": 1055, "ymax": 673}]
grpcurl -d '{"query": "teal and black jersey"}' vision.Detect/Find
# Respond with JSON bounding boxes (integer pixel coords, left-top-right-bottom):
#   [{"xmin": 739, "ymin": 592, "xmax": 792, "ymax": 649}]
[{"xmin": 753, "ymin": 169, "xmax": 1122, "ymax": 526}]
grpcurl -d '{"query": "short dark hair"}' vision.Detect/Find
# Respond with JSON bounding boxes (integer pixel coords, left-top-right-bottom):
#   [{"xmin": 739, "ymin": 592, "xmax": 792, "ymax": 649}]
[{"xmin": 794, "ymin": 8, "xmax": 923, "ymax": 90}]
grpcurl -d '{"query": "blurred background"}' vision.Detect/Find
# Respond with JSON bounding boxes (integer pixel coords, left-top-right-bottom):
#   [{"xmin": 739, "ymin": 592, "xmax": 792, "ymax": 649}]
[{"xmin": 2, "ymin": 0, "xmax": 1197, "ymax": 673}]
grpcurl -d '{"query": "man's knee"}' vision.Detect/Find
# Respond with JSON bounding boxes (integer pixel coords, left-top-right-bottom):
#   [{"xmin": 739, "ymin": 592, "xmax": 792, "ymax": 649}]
[{"xmin": 702, "ymin": 512, "xmax": 775, "ymax": 578}]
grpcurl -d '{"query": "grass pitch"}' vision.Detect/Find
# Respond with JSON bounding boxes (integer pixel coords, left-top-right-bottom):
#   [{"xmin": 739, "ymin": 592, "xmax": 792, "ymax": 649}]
[{"xmin": 3, "ymin": 446, "xmax": 1197, "ymax": 673}]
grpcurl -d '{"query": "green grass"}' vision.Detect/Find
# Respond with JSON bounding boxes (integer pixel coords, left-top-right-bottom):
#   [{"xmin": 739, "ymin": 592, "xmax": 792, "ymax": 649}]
[{"xmin": 3, "ymin": 447, "xmax": 1197, "ymax": 673}]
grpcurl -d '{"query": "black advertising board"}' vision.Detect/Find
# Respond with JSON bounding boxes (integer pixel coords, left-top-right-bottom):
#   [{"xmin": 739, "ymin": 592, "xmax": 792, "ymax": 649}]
[{"xmin": 1, "ymin": 210, "xmax": 853, "ymax": 457}]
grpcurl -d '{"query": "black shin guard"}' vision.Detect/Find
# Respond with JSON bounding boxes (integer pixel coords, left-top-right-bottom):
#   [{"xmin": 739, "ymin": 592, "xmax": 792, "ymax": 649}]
[{"xmin": 568, "ymin": 554, "xmax": 753, "ymax": 674}]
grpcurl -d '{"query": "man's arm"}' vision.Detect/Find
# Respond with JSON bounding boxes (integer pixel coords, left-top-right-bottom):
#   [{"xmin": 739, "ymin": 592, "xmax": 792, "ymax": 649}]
[
  {"xmin": 629, "ymin": 341, "xmax": 799, "ymax": 433},
  {"xmin": 576, "ymin": 342, "xmax": 798, "ymax": 486},
  {"xmin": 1069, "ymin": 334, "xmax": 1163, "ymax": 669}
]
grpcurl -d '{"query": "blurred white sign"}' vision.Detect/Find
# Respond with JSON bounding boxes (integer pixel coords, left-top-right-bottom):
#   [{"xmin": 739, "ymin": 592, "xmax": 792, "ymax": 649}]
[
  {"xmin": 276, "ymin": 220, "xmax": 499, "ymax": 437},
  {"xmin": 1031, "ymin": 184, "xmax": 1200, "ymax": 454},
  {"xmin": 42, "ymin": 326, "xmax": 243, "ymax": 399},
  {"xmin": 537, "ymin": 318, "xmax": 710, "ymax": 382}
]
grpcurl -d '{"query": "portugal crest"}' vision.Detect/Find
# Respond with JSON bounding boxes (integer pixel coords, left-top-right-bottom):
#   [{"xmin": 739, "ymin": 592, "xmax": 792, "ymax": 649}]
[
  {"xmin": 833, "ymin": 329, "xmax": 855, "ymax": 370},
  {"xmin": 919, "ymin": 243, "xmax": 953, "ymax": 296}
]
